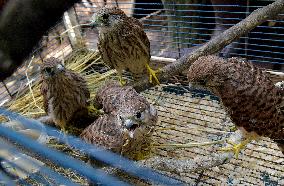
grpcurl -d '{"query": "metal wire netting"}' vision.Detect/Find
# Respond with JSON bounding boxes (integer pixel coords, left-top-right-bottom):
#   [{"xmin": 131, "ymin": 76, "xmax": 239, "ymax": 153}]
[
  {"xmin": 0, "ymin": 0, "xmax": 283, "ymax": 185},
  {"xmin": 76, "ymin": 0, "xmax": 284, "ymax": 68}
]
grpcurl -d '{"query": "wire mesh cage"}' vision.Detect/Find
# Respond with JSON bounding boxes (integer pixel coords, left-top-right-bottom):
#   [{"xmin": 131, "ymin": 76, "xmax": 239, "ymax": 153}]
[{"xmin": 0, "ymin": 0, "xmax": 283, "ymax": 185}]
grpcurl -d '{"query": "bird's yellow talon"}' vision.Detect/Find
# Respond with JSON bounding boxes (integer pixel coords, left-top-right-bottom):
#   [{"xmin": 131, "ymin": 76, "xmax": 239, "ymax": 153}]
[
  {"xmin": 61, "ymin": 126, "xmax": 67, "ymax": 134},
  {"xmin": 118, "ymin": 75, "xmax": 126, "ymax": 86},
  {"xmin": 146, "ymin": 64, "xmax": 160, "ymax": 85},
  {"xmin": 219, "ymin": 138, "xmax": 252, "ymax": 159},
  {"xmin": 87, "ymin": 105, "xmax": 103, "ymax": 116},
  {"xmin": 229, "ymin": 125, "xmax": 238, "ymax": 132}
]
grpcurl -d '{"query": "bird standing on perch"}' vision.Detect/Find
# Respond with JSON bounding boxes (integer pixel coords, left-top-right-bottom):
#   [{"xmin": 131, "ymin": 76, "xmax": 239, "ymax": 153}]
[
  {"xmin": 81, "ymin": 82, "xmax": 158, "ymax": 160},
  {"xmin": 187, "ymin": 55, "xmax": 284, "ymax": 158},
  {"xmin": 90, "ymin": 6, "xmax": 160, "ymax": 85},
  {"xmin": 40, "ymin": 57, "xmax": 95, "ymax": 133}
]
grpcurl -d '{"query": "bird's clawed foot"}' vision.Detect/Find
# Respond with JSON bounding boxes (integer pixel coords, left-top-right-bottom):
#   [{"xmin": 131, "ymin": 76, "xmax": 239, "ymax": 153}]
[
  {"xmin": 146, "ymin": 64, "xmax": 160, "ymax": 85},
  {"xmin": 118, "ymin": 75, "xmax": 126, "ymax": 86},
  {"xmin": 87, "ymin": 104, "xmax": 103, "ymax": 116},
  {"xmin": 60, "ymin": 127, "xmax": 70, "ymax": 145},
  {"xmin": 219, "ymin": 138, "xmax": 252, "ymax": 159}
]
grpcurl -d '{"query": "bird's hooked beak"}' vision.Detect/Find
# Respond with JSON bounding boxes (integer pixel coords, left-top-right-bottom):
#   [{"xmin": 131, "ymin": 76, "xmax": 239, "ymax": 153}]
[
  {"xmin": 44, "ymin": 64, "xmax": 65, "ymax": 78},
  {"xmin": 124, "ymin": 119, "xmax": 140, "ymax": 138},
  {"xmin": 90, "ymin": 12, "xmax": 112, "ymax": 28},
  {"xmin": 90, "ymin": 20, "xmax": 98, "ymax": 29},
  {"xmin": 90, "ymin": 14, "xmax": 101, "ymax": 29},
  {"xmin": 56, "ymin": 64, "xmax": 65, "ymax": 73}
]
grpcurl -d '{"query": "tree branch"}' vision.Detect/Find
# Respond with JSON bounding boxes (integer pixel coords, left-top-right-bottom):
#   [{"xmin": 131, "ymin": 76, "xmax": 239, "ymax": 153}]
[
  {"xmin": 133, "ymin": 0, "xmax": 284, "ymax": 92},
  {"xmin": 138, "ymin": 130, "xmax": 244, "ymax": 176}
]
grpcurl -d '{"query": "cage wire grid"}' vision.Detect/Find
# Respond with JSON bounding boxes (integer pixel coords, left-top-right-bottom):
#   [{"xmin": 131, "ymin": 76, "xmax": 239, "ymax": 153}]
[{"xmin": 0, "ymin": 0, "xmax": 283, "ymax": 185}]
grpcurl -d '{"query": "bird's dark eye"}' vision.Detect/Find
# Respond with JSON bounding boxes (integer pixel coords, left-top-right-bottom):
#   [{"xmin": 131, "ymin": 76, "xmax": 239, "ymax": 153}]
[
  {"xmin": 45, "ymin": 67, "xmax": 52, "ymax": 73},
  {"xmin": 136, "ymin": 112, "xmax": 141, "ymax": 118},
  {"xmin": 44, "ymin": 67, "xmax": 55, "ymax": 76},
  {"xmin": 102, "ymin": 14, "xmax": 109, "ymax": 20},
  {"xmin": 119, "ymin": 116, "xmax": 123, "ymax": 121}
]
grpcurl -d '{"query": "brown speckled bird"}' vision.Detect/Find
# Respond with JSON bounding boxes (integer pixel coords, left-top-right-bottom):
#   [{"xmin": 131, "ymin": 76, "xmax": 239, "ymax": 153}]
[
  {"xmin": 91, "ymin": 6, "xmax": 159, "ymax": 85},
  {"xmin": 80, "ymin": 82, "xmax": 158, "ymax": 160},
  {"xmin": 40, "ymin": 57, "xmax": 91, "ymax": 132},
  {"xmin": 94, "ymin": 81, "xmax": 152, "ymax": 114},
  {"xmin": 187, "ymin": 55, "xmax": 284, "ymax": 156}
]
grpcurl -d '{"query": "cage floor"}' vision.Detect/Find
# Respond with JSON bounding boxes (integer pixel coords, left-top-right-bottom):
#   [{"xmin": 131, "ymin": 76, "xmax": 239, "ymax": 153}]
[{"xmin": 141, "ymin": 84, "xmax": 284, "ymax": 185}]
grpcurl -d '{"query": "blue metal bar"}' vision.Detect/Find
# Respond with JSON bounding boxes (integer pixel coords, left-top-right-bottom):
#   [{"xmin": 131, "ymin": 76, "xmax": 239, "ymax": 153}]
[
  {"xmin": 2, "ymin": 157, "xmax": 53, "ymax": 186},
  {"xmin": 0, "ymin": 123, "xmax": 129, "ymax": 185},
  {"xmin": 0, "ymin": 170, "xmax": 16, "ymax": 186},
  {"xmin": 0, "ymin": 108, "xmax": 183, "ymax": 185},
  {"xmin": 0, "ymin": 149, "xmax": 79, "ymax": 186}
]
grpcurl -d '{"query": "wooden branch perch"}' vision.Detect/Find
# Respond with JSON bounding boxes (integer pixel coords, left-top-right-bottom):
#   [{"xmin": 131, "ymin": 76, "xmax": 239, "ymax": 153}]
[
  {"xmin": 133, "ymin": 0, "xmax": 284, "ymax": 92},
  {"xmin": 138, "ymin": 130, "xmax": 245, "ymax": 175}
]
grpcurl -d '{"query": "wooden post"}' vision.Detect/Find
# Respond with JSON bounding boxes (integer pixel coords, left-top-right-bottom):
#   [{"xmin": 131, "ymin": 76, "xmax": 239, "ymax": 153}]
[
  {"xmin": 63, "ymin": 7, "xmax": 83, "ymax": 48},
  {"xmin": 1, "ymin": 80, "xmax": 12, "ymax": 98}
]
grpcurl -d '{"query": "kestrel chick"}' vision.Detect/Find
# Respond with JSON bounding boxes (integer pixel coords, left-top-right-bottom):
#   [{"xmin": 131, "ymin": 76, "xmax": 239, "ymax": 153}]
[
  {"xmin": 94, "ymin": 81, "xmax": 150, "ymax": 114},
  {"xmin": 40, "ymin": 57, "xmax": 91, "ymax": 132},
  {"xmin": 91, "ymin": 6, "xmax": 159, "ymax": 85},
  {"xmin": 187, "ymin": 55, "xmax": 284, "ymax": 156},
  {"xmin": 81, "ymin": 82, "xmax": 158, "ymax": 160}
]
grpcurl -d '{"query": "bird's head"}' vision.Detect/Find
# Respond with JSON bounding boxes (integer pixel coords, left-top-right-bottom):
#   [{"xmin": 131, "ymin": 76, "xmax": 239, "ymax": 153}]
[
  {"xmin": 90, "ymin": 7, "xmax": 126, "ymax": 30},
  {"xmin": 117, "ymin": 103, "xmax": 157, "ymax": 139},
  {"xmin": 188, "ymin": 55, "xmax": 224, "ymax": 92},
  {"xmin": 41, "ymin": 57, "xmax": 65, "ymax": 79},
  {"xmin": 275, "ymin": 81, "xmax": 284, "ymax": 90}
]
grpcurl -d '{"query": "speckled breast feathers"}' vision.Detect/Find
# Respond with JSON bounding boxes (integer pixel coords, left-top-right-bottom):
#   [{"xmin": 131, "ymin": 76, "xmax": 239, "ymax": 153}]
[{"xmin": 188, "ymin": 55, "xmax": 284, "ymax": 141}]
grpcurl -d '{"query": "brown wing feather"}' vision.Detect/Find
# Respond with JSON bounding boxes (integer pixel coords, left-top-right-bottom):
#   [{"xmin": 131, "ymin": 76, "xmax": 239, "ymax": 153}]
[
  {"xmin": 95, "ymin": 81, "xmax": 149, "ymax": 114},
  {"xmin": 120, "ymin": 17, "xmax": 150, "ymax": 60},
  {"xmin": 68, "ymin": 70, "xmax": 90, "ymax": 100},
  {"xmin": 80, "ymin": 114, "xmax": 124, "ymax": 153},
  {"xmin": 40, "ymin": 78, "xmax": 49, "ymax": 113},
  {"xmin": 127, "ymin": 17, "xmax": 150, "ymax": 57}
]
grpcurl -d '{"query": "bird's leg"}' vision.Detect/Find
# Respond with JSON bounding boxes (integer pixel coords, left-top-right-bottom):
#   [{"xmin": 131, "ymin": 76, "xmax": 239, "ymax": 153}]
[
  {"xmin": 117, "ymin": 71, "xmax": 126, "ymax": 86},
  {"xmin": 61, "ymin": 126, "xmax": 71, "ymax": 146},
  {"xmin": 55, "ymin": 120, "xmax": 70, "ymax": 145},
  {"xmin": 87, "ymin": 104, "xmax": 103, "ymax": 116},
  {"xmin": 61, "ymin": 126, "xmax": 67, "ymax": 134},
  {"xmin": 219, "ymin": 133, "xmax": 258, "ymax": 159},
  {"xmin": 145, "ymin": 64, "xmax": 160, "ymax": 85}
]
